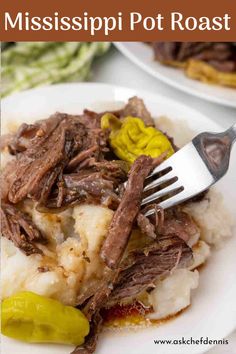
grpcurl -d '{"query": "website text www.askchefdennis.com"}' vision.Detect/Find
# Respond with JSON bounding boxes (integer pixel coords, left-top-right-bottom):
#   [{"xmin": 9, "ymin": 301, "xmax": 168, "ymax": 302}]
[{"xmin": 153, "ymin": 336, "xmax": 229, "ymax": 346}]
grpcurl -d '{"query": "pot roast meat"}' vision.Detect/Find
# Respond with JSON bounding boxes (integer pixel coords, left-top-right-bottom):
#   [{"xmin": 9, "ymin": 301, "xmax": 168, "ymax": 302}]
[
  {"xmin": 194, "ymin": 43, "xmax": 232, "ymax": 62},
  {"xmin": 67, "ymin": 146, "xmax": 99, "ymax": 171},
  {"xmin": 8, "ymin": 123, "xmax": 42, "ymax": 154},
  {"xmin": 176, "ymin": 42, "xmax": 212, "ymax": 61},
  {"xmin": 0, "ymin": 134, "xmax": 14, "ymax": 151},
  {"xmin": 74, "ymin": 270, "xmax": 119, "ymax": 354},
  {"xmin": 82, "ymin": 269, "xmax": 120, "ymax": 320},
  {"xmin": 107, "ymin": 235, "xmax": 193, "ymax": 306},
  {"xmin": 39, "ymin": 160, "xmax": 128, "ymax": 211},
  {"xmin": 82, "ymin": 98, "xmax": 155, "ymax": 128},
  {"xmin": 61, "ymin": 172, "xmax": 118, "ymax": 209},
  {"xmin": 1, "ymin": 203, "xmax": 46, "ymax": 255},
  {"xmin": 122, "ymin": 96, "xmax": 155, "ymax": 127},
  {"xmin": 208, "ymin": 60, "xmax": 236, "ymax": 73},
  {"xmin": 33, "ymin": 164, "xmax": 65, "ymax": 205},
  {"xmin": 75, "ymin": 234, "xmax": 193, "ymax": 354},
  {"xmin": 153, "ymin": 42, "xmax": 236, "ymax": 73},
  {"xmin": 71, "ymin": 313, "xmax": 103, "ymax": 354},
  {"xmin": 81, "ymin": 109, "xmax": 104, "ymax": 129},
  {"xmin": 65, "ymin": 160, "xmax": 128, "ymax": 188},
  {"xmin": 1, "ymin": 97, "xmax": 161, "ymax": 209},
  {"xmin": 153, "ymin": 42, "xmax": 211, "ymax": 62},
  {"xmin": 1, "ymin": 159, "xmax": 17, "ymax": 201},
  {"xmin": 2, "ymin": 112, "xmax": 109, "ymax": 205},
  {"xmin": 158, "ymin": 209, "xmax": 199, "ymax": 243},
  {"xmin": 2, "ymin": 113, "xmax": 81, "ymax": 204},
  {"xmin": 7, "ymin": 113, "xmax": 64, "ymax": 155},
  {"xmin": 152, "ymin": 42, "xmax": 179, "ymax": 61},
  {"xmin": 75, "ymin": 156, "xmax": 157, "ymax": 353},
  {"xmin": 88, "ymin": 160, "xmax": 129, "ymax": 182},
  {"xmin": 137, "ymin": 213, "xmax": 156, "ymax": 239},
  {"xmin": 74, "ymin": 269, "xmax": 121, "ymax": 354},
  {"xmin": 100, "ymin": 155, "xmax": 154, "ymax": 269}
]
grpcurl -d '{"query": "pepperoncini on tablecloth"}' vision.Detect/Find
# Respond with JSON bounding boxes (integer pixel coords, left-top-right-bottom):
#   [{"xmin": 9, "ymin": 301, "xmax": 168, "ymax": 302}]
[
  {"xmin": 1, "ymin": 291, "xmax": 89, "ymax": 345},
  {"xmin": 101, "ymin": 114, "xmax": 174, "ymax": 164}
]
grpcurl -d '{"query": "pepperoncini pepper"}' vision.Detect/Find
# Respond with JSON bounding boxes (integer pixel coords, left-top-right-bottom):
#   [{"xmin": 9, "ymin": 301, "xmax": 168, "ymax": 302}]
[
  {"xmin": 1, "ymin": 291, "xmax": 89, "ymax": 345},
  {"xmin": 101, "ymin": 114, "xmax": 174, "ymax": 164}
]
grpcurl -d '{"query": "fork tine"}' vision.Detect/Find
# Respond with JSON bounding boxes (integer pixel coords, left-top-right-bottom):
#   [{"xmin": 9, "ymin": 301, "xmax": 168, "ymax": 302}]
[
  {"xmin": 143, "ymin": 171, "xmax": 176, "ymax": 192},
  {"xmin": 144, "ymin": 190, "xmax": 184, "ymax": 216},
  {"xmin": 148, "ymin": 160, "xmax": 170, "ymax": 178},
  {"xmin": 158, "ymin": 192, "xmax": 184, "ymax": 210},
  {"xmin": 141, "ymin": 181, "xmax": 182, "ymax": 206}
]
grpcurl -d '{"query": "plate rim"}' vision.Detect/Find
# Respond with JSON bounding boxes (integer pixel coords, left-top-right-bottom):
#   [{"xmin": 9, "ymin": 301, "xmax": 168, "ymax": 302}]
[{"xmin": 1, "ymin": 82, "xmax": 225, "ymax": 132}]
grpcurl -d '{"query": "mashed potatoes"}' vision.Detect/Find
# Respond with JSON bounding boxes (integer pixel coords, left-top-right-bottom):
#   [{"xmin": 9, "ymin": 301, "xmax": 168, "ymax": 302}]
[
  {"xmin": 1, "ymin": 204, "xmax": 113, "ymax": 306},
  {"xmin": 189, "ymin": 240, "xmax": 210, "ymax": 270},
  {"xmin": 148, "ymin": 269, "xmax": 199, "ymax": 320},
  {"xmin": 1, "ymin": 237, "xmax": 67, "ymax": 301},
  {"xmin": 184, "ymin": 188, "xmax": 234, "ymax": 247}
]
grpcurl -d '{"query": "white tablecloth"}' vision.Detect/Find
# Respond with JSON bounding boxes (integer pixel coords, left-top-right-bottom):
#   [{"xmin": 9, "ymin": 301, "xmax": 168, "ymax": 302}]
[{"xmin": 92, "ymin": 46, "xmax": 236, "ymax": 354}]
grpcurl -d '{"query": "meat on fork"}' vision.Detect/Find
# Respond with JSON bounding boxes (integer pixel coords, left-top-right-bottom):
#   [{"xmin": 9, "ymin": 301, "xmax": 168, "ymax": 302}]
[{"xmin": 100, "ymin": 155, "xmax": 154, "ymax": 269}]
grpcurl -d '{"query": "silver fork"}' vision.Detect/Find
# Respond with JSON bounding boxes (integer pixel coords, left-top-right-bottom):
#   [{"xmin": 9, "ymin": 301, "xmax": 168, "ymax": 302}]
[{"xmin": 142, "ymin": 123, "xmax": 236, "ymax": 216}]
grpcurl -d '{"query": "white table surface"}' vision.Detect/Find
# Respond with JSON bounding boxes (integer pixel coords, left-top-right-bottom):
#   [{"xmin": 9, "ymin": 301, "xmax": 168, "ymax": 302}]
[{"xmin": 91, "ymin": 46, "xmax": 236, "ymax": 354}]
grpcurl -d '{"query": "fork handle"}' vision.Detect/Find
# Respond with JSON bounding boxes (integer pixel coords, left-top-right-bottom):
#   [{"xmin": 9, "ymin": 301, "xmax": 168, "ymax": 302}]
[
  {"xmin": 227, "ymin": 123, "xmax": 236, "ymax": 144},
  {"xmin": 193, "ymin": 122, "xmax": 236, "ymax": 180}
]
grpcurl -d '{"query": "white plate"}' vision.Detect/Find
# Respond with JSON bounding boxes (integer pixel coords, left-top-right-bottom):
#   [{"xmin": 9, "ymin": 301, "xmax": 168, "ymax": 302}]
[
  {"xmin": 2, "ymin": 83, "xmax": 236, "ymax": 354},
  {"xmin": 114, "ymin": 42, "xmax": 236, "ymax": 108}
]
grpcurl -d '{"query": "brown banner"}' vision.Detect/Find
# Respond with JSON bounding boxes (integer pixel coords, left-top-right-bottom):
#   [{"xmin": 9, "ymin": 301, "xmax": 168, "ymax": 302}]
[{"xmin": 0, "ymin": 0, "xmax": 236, "ymax": 41}]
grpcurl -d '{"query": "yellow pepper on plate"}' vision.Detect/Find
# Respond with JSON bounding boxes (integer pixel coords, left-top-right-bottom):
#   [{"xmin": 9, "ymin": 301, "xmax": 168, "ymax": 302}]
[
  {"xmin": 101, "ymin": 114, "xmax": 174, "ymax": 164},
  {"xmin": 1, "ymin": 291, "xmax": 89, "ymax": 345}
]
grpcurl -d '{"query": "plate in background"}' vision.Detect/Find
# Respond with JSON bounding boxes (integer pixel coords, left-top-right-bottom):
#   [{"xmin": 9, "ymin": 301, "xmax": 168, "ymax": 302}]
[{"xmin": 115, "ymin": 42, "xmax": 236, "ymax": 108}]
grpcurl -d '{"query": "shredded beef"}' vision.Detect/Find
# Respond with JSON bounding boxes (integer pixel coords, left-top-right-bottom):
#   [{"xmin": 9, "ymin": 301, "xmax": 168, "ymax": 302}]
[
  {"xmin": 1, "ymin": 203, "xmax": 46, "ymax": 255},
  {"xmin": 83, "ymin": 100, "xmax": 155, "ymax": 128},
  {"xmin": 2, "ymin": 113, "xmax": 77, "ymax": 203},
  {"xmin": 82, "ymin": 269, "xmax": 120, "ymax": 320},
  {"xmin": 74, "ymin": 271, "xmax": 119, "ymax": 354},
  {"xmin": 153, "ymin": 42, "xmax": 236, "ymax": 73},
  {"xmin": 137, "ymin": 213, "xmax": 156, "ymax": 239},
  {"xmin": 122, "ymin": 96, "xmax": 154, "ymax": 126},
  {"xmin": 81, "ymin": 109, "xmax": 103, "ymax": 129},
  {"xmin": 67, "ymin": 146, "xmax": 98, "ymax": 171},
  {"xmin": 100, "ymin": 155, "xmax": 154, "ymax": 269},
  {"xmin": 40, "ymin": 172, "xmax": 119, "ymax": 211},
  {"xmin": 176, "ymin": 42, "xmax": 212, "ymax": 61},
  {"xmin": 34, "ymin": 165, "xmax": 64, "ymax": 205},
  {"xmin": 158, "ymin": 209, "xmax": 199, "ymax": 243},
  {"xmin": 0, "ymin": 134, "xmax": 14, "ymax": 151},
  {"xmin": 71, "ymin": 313, "xmax": 103, "ymax": 354},
  {"xmin": 152, "ymin": 42, "xmax": 179, "ymax": 61},
  {"xmin": 37, "ymin": 160, "xmax": 127, "ymax": 212},
  {"xmin": 8, "ymin": 114, "xmax": 64, "ymax": 155},
  {"xmin": 1, "ymin": 98, "xmax": 163, "ymax": 210},
  {"xmin": 107, "ymin": 235, "xmax": 192, "ymax": 306},
  {"xmin": 75, "ymin": 233, "xmax": 193, "ymax": 353},
  {"xmin": 2, "ymin": 112, "xmax": 110, "ymax": 206}
]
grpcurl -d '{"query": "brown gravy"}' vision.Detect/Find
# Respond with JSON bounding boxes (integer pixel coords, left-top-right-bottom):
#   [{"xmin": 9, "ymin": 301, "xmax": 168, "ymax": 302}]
[{"xmin": 101, "ymin": 301, "xmax": 190, "ymax": 328}]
